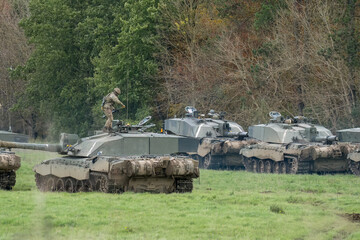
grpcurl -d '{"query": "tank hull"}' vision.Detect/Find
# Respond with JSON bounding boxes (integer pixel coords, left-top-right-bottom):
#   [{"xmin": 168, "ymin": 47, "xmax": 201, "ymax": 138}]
[
  {"xmin": 0, "ymin": 152, "xmax": 21, "ymax": 190},
  {"xmin": 336, "ymin": 128, "xmax": 360, "ymax": 176},
  {"xmin": 33, "ymin": 155, "xmax": 199, "ymax": 193},
  {"xmin": 344, "ymin": 148, "xmax": 360, "ymax": 176},
  {"xmin": 197, "ymin": 139, "xmax": 258, "ymax": 169},
  {"xmin": 240, "ymin": 142, "xmax": 354, "ymax": 175}
]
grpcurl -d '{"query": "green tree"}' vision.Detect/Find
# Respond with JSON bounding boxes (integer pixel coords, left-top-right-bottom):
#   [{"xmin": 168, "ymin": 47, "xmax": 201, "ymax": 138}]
[
  {"xmin": 333, "ymin": 0, "xmax": 360, "ymax": 106},
  {"xmin": 16, "ymin": 0, "xmax": 95, "ymax": 137},
  {"xmin": 15, "ymin": 0, "xmax": 161, "ymax": 138},
  {"xmin": 92, "ymin": 0, "xmax": 160, "ymax": 121}
]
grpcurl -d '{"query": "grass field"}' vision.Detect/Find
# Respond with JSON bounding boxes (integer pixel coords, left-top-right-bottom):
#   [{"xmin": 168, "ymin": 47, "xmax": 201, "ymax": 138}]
[{"xmin": 1, "ymin": 150, "xmax": 360, "ymax": 240}]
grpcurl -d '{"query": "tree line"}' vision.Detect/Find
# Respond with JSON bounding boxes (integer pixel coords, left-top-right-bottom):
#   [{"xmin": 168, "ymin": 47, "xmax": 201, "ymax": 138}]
[{"xmin": 0, "ymin": 0, "xmax": 359, "ymax": 139}]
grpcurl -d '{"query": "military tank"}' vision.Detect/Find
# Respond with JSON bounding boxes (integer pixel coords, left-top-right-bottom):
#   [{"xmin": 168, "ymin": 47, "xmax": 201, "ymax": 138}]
[
  {"xmin": 164, "ymin": 106, "xmax": 254, "ymax": 169},
  {"xmin": 0, "ymin": 130, "xmax": 29, "ymax": 142},
  {"xmin": 336, "ymin": 128, "xmax": 360, "ymax": 176},
  {"xmin": 0, "ymin": 149, "xmax": 21, "ymax": 190},
  {"xmin": 0, "ymin": 130, "xmax": 29, "ymax": 190},
  {"xmin": 0, "ymin": 118, "xmax": 199, "ymax": 193},
  {"xmin": 240, "ymin": 111, "xmax": 354, "ymax": 175}
]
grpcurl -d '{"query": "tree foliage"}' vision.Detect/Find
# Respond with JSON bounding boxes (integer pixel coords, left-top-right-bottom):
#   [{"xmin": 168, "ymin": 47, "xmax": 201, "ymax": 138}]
[
  {"xmin": 0, "ymin": 0, "xmax": 32, "ymax": 134},
  {"xmin": 14, "ymin": 0, "xmax": 161, "ymax": 138},
  {"xmin": 92, "ymin": 0, "xmax": 160, "ymax": 121},
  {"xmin": 158, "ymin": 0, "xmax": 360, "ymax": 130},
  {"xmin": 3, "ymin": 0, "xmax": 360, "ymax": 138}
]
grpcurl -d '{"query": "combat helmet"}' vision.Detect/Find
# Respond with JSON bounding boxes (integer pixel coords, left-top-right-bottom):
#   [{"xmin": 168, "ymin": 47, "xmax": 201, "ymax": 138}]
[{"xmin": 114, "ymin": 88, "xmax": 121, "ymax": 95}]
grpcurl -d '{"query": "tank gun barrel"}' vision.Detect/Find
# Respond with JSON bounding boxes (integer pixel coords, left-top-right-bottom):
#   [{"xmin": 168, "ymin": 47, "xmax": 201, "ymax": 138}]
[
  {"xmin": 224, "ymin": 131, "xmax": 248, "ymax": 139},
  {"xmin": 0, "ymin": 140, "xmax": 63, "ymax": 153},
  {"xmin": 315, "ymin": 135, "xmax": 338, "ymax": 144}
]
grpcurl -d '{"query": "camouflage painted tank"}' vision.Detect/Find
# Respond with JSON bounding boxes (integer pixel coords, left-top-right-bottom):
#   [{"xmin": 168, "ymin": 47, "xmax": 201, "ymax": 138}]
[
  {"xmin": 0, "ymin": 119, "xmax": 199, "ymax": 193},
  {"xmin": 337, "ymin": 128, "xmax": 360, "ymax": 176},
  {"xmin": 240, "ymin": 112, "xmax": 353, "ymax": 175},
  {"xmin": 164, "ymin": 106, "xmax": 254, "ymax": 169},
  {"xmin": 0, "ymin": 130, "xmax": 28, "ymax": 190},
  {"xmin": 0, "ymin": 149, "xmax": 21, "ymax": 190}
]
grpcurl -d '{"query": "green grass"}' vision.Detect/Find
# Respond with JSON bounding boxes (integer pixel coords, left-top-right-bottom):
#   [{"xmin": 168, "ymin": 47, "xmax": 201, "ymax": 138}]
[{"xmin": 1, "ymin": 149, "xmax": 360, "ymax": 240}]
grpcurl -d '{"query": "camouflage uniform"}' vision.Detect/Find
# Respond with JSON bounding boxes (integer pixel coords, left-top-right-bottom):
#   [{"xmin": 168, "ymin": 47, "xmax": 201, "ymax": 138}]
[{"xmin": 103, "ymin": 88, "xmax": 125, "ymax": 131}]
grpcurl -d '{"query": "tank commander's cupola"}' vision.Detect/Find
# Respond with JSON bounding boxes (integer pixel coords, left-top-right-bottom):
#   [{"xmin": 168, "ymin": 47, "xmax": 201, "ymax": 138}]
[
  {"xmin": 185, "ymin": 106, "xmax": 198, "ymax": 118},
  {"xmin": 269, "ymin": 111, "xmax": 283, "ymax": 123}
]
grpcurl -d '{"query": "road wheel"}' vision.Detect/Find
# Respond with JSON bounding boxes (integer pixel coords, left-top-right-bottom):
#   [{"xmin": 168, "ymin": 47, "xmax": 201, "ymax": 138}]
[
  {"xmin": 203, "ymin": 154, "xmax": 211, "ymax": 169},
  {"xmin": 55, "ymin": 178, "xmax": 65, "ymax": 192},
  {"xmin": 44, "ymin": 176, "xmax": 56, "ymax": 192},
  {"xmin": 258, "ymin": 160, "xmax": 265, "ymax": 173},
  {"xmin": 251, "ymin": 159, "xmax": 259, "ymax": 173},
  {"xmin": 64, "ymin": 178, "xmax": 75, "ymax": 193},
  {"xmin": 95, "ymin": 175, "xmax": 109, "ymax": 193},
  {"xmin": 75, "ymin": 180, "xmax": 84, "ymax": 192},
  {"xmin": 349, "ymin": 161, "xmax": 360, "ymax": 176},
  {"xmin": 288, "ymin": 158, "xmax": 298, "ymax": 174},
  {"xmin": 280, "ymin": 162, "xmax": 287, "ymax": 174},
  {"xmin": 264, "ymin": 160, "xmax": 272, "ymax": 173},
  {"xmin": 273, "ymin": 162, "xmax": 280, "ymax": 174},
  {"xmin": 84, "ymin": 180, "xmax": 93, "ymax": 192}
]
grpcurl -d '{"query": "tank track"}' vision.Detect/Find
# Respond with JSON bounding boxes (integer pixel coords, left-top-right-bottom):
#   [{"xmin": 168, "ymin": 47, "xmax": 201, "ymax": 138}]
[
  {"xmin": 243, "ymin": 157, "xmax": 312, "ymax": 174},
  {"xmin": 35, "ymin": 173, "xmax": 122, "ymax": 193},
  {"xmin": 349, "ymin": 161, "xmax": 360, "ymax": 176},
  {"xmin": 199, "ymin": 154, "xmax": 243, "ymax": 170},
  {"xmin": 296, "ymin": 160, "xmax": 312, "ymax": 174},
  {"xmin": 35, "ymin": 173, "xmax": 94, "ymax": 193},
  {"xmin": 202, "ymin": 154, "xmax": 223, "ymax": 169},
  {"xmin": 35, "ymin": 173, "xmax": 194, "ymax": 193},
  {"xmin": 175, "ymin": 179, "xmax": 193, "ymax": 193},
  {"xmin": 0, "ymin": 171, "xmax": 16, "ymax": 190}
]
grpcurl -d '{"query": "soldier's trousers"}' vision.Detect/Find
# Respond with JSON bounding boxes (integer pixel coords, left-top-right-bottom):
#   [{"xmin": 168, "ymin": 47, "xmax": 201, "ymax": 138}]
[{"xmin": 103, "ymin": 108, "xmax": 113, "ymax": 129}]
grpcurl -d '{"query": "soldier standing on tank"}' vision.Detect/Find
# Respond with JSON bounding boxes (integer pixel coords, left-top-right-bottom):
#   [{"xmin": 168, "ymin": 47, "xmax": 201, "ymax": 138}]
[{"xmin": 102, "ymin": 87, "xmax": 125, "ymax": 132}]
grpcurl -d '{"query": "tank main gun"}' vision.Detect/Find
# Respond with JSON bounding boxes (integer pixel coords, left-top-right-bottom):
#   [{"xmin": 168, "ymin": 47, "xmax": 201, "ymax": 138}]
[
  {"xmin": 0, "ymin": 141, "xmax": 63, "ymax": 153},
  {"xmin": 0, "ymin": 133, "xmax": 80, "ymax": 155}
]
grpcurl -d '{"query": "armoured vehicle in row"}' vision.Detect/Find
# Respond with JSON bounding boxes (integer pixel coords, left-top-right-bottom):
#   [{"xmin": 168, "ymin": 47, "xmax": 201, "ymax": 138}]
[
  {"xmin": 0, "ymin": 118, "xmax": 200, "ymax": 193},
  {"xmin": 0, "ymin": 130, "xmax": 29, "ymax": 143},
  {"xmin": 337, "ymin": 128, "xmax": 360, "ymax": 176},
  {"xmin": 0, "ymin": 149, "xmax": 21, "ymax": 190},
  {"xmin": 240, "ymin": 112, "xmax": 355, "ymax": 175},
  {"xmin": 0, "ymin": 130, "xmax": 28, "ymax": 190},
  {"xmin": 164, "ymin": 106, "xmax": 255, "ymax": 169}
]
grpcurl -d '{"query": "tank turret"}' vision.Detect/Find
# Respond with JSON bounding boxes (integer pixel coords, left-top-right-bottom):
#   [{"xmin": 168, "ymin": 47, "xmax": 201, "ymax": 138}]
[
  {"xmin": 0, "ymin": 133, "xmax": 79, "ymax": 154},
  {"xmin": 240, "ymin": 111, "xmax": 354, "ymax": 175},
  {"xmin": 0, "ymin": 118, "xmax": 200, "ymax": 193},
  {"xmin": 249, "ymin": 111, "xmax": 337, "ymax": 144},
  {"xmin": 165, "ymin": 107, "xmax": 246, "ymax": 139}
]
